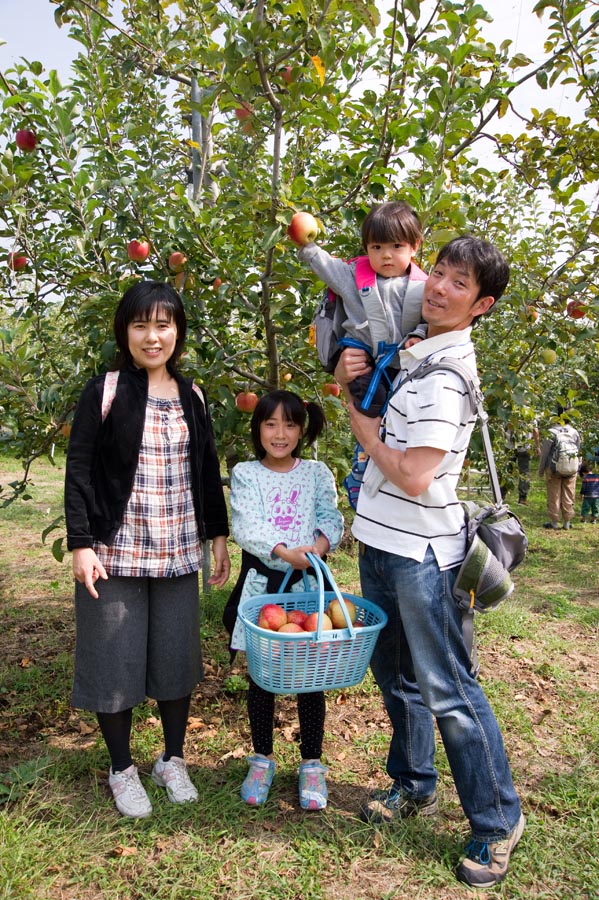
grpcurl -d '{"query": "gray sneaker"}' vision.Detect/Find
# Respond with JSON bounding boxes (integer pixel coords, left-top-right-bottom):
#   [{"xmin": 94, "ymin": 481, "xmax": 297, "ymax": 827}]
[
  {"xmin": 360, "ymin": 784, "xmax": 439, "ymax": 824},
  {"xmin": 456, "ymin": 813, "xmax": 526, "ymax": 888}
]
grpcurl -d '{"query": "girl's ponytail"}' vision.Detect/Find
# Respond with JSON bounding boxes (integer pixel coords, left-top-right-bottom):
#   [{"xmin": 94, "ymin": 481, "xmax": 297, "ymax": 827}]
[{"xmin": 303, "ymin": 401, "xmax": 327, "ymax": 447}]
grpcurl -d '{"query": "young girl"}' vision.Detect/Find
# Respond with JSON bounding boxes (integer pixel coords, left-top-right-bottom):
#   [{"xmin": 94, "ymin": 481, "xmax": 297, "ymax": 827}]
[
  {"xmin": 223, "ymin": 390, "xmax": 343, "ymax": 810},
  {"xmin": 65, "ymin": 281, "xmax": 230, "ymax": 818}
]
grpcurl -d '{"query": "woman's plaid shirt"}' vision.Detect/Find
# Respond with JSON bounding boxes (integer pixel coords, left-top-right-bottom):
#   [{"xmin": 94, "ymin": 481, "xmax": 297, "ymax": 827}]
[{"xmin": 94, "ymin": 395, "xmax": 202, "ymax": 577}]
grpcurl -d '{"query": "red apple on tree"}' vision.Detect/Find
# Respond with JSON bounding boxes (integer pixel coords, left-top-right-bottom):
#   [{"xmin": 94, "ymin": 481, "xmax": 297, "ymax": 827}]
[
  {"xmin": 15, "ymin": 129, "xmax": 37, "ymax": 152},
  {"xmin": 127, "ymin": 239, "xmax": 150, "ymax": 262},
  {"xmin": 234, "ymin": 103, "xmax": 253, "ymax": 121},
  {"xmin": 7, "ymin": 252, "xmax": 28, "ymax": 271},
  {"xmin": 212, "ymin": 277, "xmax": 223, "ymax": 291},
  {"xmin": 322, "ymin": 382, "xmax": 340, "ymax": 398},
  {"xmin": 235, "ymin": 391, "xmax": 259, "ymax": 413},
  {"xmin": 287, "ymin": 211, "xmax": 319, "ymax": 246},
  {"xmin": 281, "ymin": 66, "xmax": 294, "ymax": 84},
  {"xmin": 168, "ymin": 251, "xmax": 187, "ymax": 272},
  {"xmin": 567, "ymin": 299, "xmax": 587, "ymax": 319}
]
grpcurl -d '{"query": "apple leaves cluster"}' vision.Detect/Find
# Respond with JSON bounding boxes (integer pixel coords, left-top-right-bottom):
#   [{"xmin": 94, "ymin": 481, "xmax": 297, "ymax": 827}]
[{"xmin": 0, "ymin": 0, "xmax": 598, "ymax": 516}]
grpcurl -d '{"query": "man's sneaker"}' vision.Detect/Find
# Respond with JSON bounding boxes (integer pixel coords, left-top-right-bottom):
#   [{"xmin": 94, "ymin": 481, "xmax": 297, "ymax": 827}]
[
  {"xmin": 298, "ymin": 761, "xmax": 328, "ymax": 811},
  {"xmin": 151, "ymin": 755, "xmax": 198, "ymax": 803},
  {"xmin": 240, "ymin": 755, "xmax": 275, "ymax": 806},
  {"xmin": 108, "ymin": 764, "xmax": 152, "ymax": 818},
  {"xmin": 543, "ymin": 522, "xmax": 559, "ymax": 529},
  {"xmin": 360, "ymin": 783, "xmax": 439, "ymax": 824},
  {"xmin": 456, "ymin": 813, "xmax": 526, "ymax": 888},
  {"xmin": 563, "ymin": 521, "xmax": 572, "ymax": 530}
]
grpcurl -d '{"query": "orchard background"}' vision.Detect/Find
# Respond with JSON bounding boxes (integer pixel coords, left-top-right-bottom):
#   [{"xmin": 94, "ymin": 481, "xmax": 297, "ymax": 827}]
[{"xmin": 1, "ymin": 0, "xmax": 598, "ymax": 550}]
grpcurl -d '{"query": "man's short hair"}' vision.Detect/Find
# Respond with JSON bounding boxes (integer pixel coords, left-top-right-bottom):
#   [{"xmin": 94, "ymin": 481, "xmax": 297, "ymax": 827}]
[{"xmin": 436, "ymin": 235, "xmax": 510, "ymax": 306}]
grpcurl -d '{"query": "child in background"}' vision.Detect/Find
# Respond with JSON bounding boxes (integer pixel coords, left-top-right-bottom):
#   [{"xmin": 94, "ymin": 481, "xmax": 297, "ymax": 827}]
[
  {"xmin": 223, "ymin": 390, "xmax": 343, "ymax": 810},
  {"xmin": 292, "ymin": 200, "xmax": 427, "ymax": 417},
  {"xmin": 580, "ymin": 462, "xmax": 599, "ymax": 523}
]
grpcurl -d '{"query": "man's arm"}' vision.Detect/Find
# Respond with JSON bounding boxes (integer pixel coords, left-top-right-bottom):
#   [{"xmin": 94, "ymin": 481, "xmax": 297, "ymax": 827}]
[{"xmin": 346, "ymin": 403, "xmax": 446, "ymax": 497}]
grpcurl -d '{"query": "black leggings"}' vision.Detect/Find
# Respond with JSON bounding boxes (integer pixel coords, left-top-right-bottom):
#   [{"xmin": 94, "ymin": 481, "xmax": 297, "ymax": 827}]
[
  {"xmin": 247, "ymin": 678, "xmax": 325, "ymax": 760},
  {"xmin": 97, "ymin": 695, "xmax": 191, "ymax": 772}
]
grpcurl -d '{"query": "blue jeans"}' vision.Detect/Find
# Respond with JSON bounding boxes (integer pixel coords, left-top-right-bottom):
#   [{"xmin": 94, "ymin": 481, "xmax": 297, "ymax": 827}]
[{"xmin": 359, "ymin": 543, "xmax": 521, "ymax": 842}]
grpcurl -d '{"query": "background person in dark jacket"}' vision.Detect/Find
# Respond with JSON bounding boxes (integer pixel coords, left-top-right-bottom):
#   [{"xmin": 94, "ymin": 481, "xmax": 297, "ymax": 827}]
[{"xmin": 65, "ymin": 281, "xmax": 230, "ymax": 818}]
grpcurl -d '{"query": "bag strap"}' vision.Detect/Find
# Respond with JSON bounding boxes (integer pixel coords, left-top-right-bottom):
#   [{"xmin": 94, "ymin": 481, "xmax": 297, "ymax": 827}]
[
  {"xmin": 191, "ymin": 381, "xmax": 206, "ymax": 410},
  {"xmin": 102, "ymin": 371, "xmax": 206, "ymax": 422},
  {"xmin": 396, "ymin": 357, "xmax": 504, "ymax": 506},
  {"xmin": 393, "ymin": 357, "xmax": 500, "ymax": 675},
  {"xmin": 101, "ymin": 370, "xmax": 119, "ymax": 422}
]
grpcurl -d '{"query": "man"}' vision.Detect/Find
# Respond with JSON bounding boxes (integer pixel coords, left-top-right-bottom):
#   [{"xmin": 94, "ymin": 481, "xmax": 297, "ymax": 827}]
[
  {"xmin": 335, "ymin": 236, "xmax": 524, "ymax": 889},
  {"xmin": 506, "ymin": 419, "xmax": 540, "ymax": 505},
  {"xmin": 538, "ymin": 418, "xmax": 581, "ymax": 529}
]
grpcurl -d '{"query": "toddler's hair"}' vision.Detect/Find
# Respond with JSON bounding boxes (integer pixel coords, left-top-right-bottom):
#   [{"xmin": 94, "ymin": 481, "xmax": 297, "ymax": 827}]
[
  {"xmin": 361, "ymin": 201, "xmax": 422, "ymax": 249},
  {"xmin": 250, "ymin": 390, "xmax": 326, "ymax": 460},
  {"xmin": 113, "ymin": 281, "xmax": 187, "ymax": 374},
  {"xmin": 580, "ymin": 462, "xmax": 590, "ymax": 476}
]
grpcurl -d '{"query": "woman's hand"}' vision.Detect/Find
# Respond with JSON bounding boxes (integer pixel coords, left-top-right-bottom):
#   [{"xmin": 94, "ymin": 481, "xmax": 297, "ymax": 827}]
[
  {"xmin": 208, "ymin": 535, "xmax": 230, "ymax": 588},
  {"xmin": 72, "ymin": 547, "xmax": 108, "ymax": 599}
]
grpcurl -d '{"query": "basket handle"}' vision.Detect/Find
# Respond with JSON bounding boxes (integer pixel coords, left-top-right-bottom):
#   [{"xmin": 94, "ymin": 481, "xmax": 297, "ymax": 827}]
[
  {"xmin": 276, "ymin": 565, "xmax": 313, "ymax": 595},
  {"xmin": 306, "ymin": 552, "xmax": 356, "ymax": 640}
]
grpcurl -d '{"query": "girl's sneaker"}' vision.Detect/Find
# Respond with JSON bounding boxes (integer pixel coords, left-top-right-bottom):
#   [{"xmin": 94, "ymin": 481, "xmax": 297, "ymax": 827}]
[
  {"xmin": 241, "ymin": 755, "xmax": 275, "ymax": 806},
  {"xmin": 298, "ymin": 760, "xmax": 328, "ymax": 810}
]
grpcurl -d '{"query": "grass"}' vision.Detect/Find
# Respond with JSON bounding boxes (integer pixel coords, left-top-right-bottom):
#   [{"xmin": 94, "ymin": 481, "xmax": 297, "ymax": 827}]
[{"xmin": 1, "ymin": 453, "xmax": 598, "ymax": 899}]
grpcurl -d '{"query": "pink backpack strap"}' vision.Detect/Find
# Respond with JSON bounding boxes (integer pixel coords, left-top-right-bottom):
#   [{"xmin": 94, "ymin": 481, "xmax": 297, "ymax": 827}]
[
  {"xmin": 353, "ymin": 256, "xmax": 377, "ymax": 291},
  {"xmin": 101, "ymin": 371, "xmax": 119, "ymax": 423},
  {"xmin": 192, "ymin": 382, "xmax": 206, "ymax": 410},
  {"xmin": 408, "ymin": 260, "xmax": 428, "ymax": 282}
]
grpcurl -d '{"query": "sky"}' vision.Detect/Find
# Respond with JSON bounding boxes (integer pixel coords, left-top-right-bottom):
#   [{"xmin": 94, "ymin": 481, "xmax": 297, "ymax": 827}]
[
  {"xmin": 0, "ymin": 0, "xmax": 574, "ymax": 86},
  {"xmin": 0, "ymin": 0, "xmax": 582, "ymax": 136}
]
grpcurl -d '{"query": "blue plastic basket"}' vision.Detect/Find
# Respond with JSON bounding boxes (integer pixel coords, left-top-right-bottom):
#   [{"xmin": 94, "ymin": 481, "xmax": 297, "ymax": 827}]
[{"xmin": 237, "ymin": 553, "xmax": 387, "ymax": 694}]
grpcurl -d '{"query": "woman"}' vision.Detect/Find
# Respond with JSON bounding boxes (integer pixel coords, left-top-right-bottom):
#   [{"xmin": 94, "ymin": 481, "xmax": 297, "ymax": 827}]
[{"xmin": 65, "ymin": 281, "xmax": 230, "ymax": 818}]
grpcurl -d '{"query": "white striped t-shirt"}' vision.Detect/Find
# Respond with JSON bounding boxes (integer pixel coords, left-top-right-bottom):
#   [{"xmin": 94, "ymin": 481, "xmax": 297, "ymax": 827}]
[{"xmin": 351, "ymin": 329, "xmax": 479, "ymax": 570}]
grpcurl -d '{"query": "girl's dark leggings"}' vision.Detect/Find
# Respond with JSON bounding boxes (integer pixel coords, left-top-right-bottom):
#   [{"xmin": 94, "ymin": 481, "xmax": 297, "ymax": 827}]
[{"xmin": 247, "ymin": 677, "xmax": 325, "ymax": 760}]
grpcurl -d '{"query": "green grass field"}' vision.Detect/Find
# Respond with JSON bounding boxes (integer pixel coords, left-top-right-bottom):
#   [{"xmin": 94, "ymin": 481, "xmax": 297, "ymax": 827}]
[{"xmin": 1, "ymin": 453, "xmax": 598, "ymax": 900}]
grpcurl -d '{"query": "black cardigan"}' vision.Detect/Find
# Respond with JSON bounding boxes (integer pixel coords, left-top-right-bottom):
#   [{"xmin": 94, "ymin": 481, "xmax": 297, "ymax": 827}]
[{"xmin": 64, "ymin": 366, "xmax": 229, "ymax": 550}]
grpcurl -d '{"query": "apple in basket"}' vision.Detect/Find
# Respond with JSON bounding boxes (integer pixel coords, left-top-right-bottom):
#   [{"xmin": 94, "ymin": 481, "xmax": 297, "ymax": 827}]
[
  {"xmin": 303, "ymin": 611, "xmax": 333, "ymax": 632},
  {"xmin": 326, "ymin": 598, "xmax": 357, "ymax": 629},
  {"xmin": 287, "ymin": 609, "xmax": 308, "ymax": 628},
  {"xmin": 257, "ymin": 603, "xmax": 288, "ymax": 631},
  {"xmin": 278, "ymin": 622, "xmax": 305, "ymax": 633}
]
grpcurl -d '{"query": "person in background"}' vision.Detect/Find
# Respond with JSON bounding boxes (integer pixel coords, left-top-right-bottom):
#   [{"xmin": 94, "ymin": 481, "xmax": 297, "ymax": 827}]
[
  {"xmin": 538, "ymin": 418, "xmax": 581, "ymax": 530},
  {"xmin": 506, "ymin": 421, "xmax": 540, "ymax": 505},
  {"xmin": 65, "ymin": 281, "xmax": 230, "ymax": 818},
  {"xmin": 579, "ymin": 461, "xmax": 599, "ymax": 524},
  {"xmin": 223, "ymin": 390, "xmax": 343, "ymax": 811}
]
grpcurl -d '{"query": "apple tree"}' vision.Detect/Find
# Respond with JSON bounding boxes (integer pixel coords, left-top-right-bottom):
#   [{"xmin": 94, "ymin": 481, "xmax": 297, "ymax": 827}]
[{"xmin": 1, "ymin": 0, "xmax": 597, "ymax": 518}]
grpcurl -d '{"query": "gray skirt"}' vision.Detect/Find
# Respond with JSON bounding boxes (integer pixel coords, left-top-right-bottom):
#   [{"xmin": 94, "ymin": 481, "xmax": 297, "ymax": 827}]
[{"xmin": 72, "ymin": 572, "xmax": 203, "ymax": 713}]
